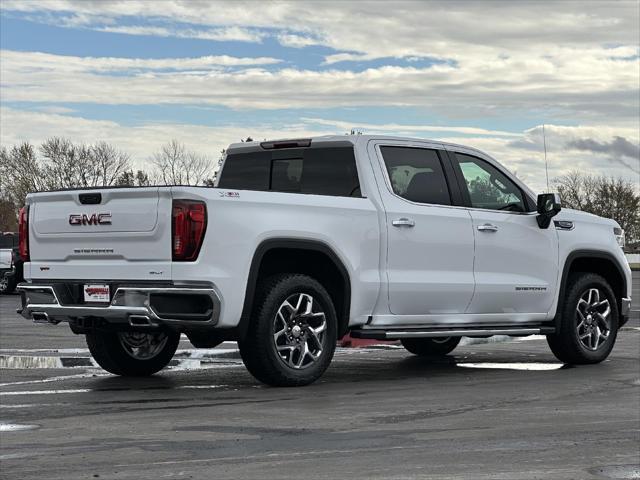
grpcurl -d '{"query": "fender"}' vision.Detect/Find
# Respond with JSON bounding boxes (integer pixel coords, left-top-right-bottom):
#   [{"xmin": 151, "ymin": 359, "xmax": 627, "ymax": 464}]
[
  {"xmin": 554, "ymin": 249, "xmax": 628, "ymax": 329},
  {"xmin": 231, "ymin": 238, "xmax": 352, "ymax": 340}
]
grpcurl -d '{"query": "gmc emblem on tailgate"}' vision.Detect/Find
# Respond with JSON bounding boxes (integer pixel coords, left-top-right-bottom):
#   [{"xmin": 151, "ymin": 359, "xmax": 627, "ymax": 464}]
[{"xmin": 69, "ymin": 213, "xmax": 112, "ymax": 225}]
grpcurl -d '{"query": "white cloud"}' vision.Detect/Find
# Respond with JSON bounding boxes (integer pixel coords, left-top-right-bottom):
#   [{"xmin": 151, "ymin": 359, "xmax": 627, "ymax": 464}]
[
  {"xmin": 0, "ymin": 50, "xmax": 282, "ymax": 74},
  {"xmin": 97, "ymin": 25, "xmax": 174, "ymax": 37},
  {"xmin": 36, "ymin": 105, "xmax": 76, "ymax": 114},
  {"xmin": 192, "ymin": 26, "xmax": 266, "ymax": 43},
  {"xmin": 2, "ymin": 49, "xmax": 637, "ymax": 123},
  {"xmin": 277, "ymin": 33, "xmax": 322, "ymax": 48},
  {"xmin": 301, "ymin": 118, "xmax": 522, "ymax": 137},
  {"xmin": 100, "ymin": 25, "xmax": 266, "ymax": 43},
  {"xmin": 322, "ymin": 53, "xmax": 371, "ymax": 65}
]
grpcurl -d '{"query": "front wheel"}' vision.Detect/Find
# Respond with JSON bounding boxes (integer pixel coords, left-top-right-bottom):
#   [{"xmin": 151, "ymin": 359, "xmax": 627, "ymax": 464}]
[
  {"xmin": 547, "ymin": 273, "xmax": 619, "ymax": 364},
  {"xmin": 86, "ymin": 330, "xmax": 180, "ymax": 376},
  {"xmin": 401, "ymin": 336, "xmax": 461, "ymax": 356},
  {"xmin": 239, "ymin": 274, "xmax": 337, "ymax": 387}
]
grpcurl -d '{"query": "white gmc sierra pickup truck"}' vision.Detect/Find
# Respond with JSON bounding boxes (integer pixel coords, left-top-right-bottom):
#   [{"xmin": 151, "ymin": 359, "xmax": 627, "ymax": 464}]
[{"xmin": 17, "ymin": 135, "xmax": 632, "ymax": 386}]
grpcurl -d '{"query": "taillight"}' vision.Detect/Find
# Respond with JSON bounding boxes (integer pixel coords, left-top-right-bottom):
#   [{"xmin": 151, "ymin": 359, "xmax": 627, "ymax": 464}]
[
  {"xmin": 18, "ymin": 206, "xmax": 29, "ymax": 261},
  {"xmin": 172, "ymin": 200, "xmax": 207, "ymax": 261}
]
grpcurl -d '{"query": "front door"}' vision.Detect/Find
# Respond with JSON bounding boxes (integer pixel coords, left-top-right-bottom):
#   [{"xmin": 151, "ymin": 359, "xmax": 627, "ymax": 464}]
[{"xmin": 452, "ymin": 151, "xmax": 559, "ymax": 316}]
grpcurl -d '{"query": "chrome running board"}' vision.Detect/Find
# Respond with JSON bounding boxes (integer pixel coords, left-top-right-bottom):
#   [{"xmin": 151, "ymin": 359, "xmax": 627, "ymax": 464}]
[{"xmin": 350, "ymin": 326, "xmax": 554, "ymax": 340}]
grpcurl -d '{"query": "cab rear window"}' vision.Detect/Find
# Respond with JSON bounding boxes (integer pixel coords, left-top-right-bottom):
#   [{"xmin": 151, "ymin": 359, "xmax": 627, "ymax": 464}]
[{"xmin": 218, "ymin": 146, "xmax": 361, "ymax": 197}]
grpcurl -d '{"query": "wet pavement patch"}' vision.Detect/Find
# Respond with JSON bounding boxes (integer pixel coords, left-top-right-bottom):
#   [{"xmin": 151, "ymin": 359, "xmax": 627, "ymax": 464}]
[
  {"xmin": 0, "ymin": 353, "xmax": 242, "ymax": 370},
  {"xmin": 0, "ymin": 423, "xmax": 39, "ymax": 432},
  {"xmin": 588, "ymin": 464, "xmax": 640, "ymax": 479},
  {"xmin": 0, "ymin": 355, "xmax": 95, "ymax": 369},
  {"xmin": 457, "ymin": 362, "xmax": 564, "ymax": 371}
]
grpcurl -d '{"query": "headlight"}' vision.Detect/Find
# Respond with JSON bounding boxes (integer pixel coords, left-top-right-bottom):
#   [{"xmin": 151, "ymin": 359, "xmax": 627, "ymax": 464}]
[{"xmin": 614, "ymin": 227, "xmax": 625, "ymax": 248}]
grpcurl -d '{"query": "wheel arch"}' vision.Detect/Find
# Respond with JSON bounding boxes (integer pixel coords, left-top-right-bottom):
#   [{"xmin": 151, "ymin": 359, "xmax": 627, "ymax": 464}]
[
  {"xmin": 235, "ymin": 238, "xmax": 352, "ymax": 340},
  {"xmin": 555, "ymin": 249, "xmax": 627, "ymax": 329}
]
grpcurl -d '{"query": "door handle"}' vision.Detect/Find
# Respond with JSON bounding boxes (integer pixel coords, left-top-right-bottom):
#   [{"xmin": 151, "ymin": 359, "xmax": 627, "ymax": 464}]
[
  {"xmin": 477, "ymin": 223, "xmax": 498, "ymax": 232},
  {"xmin": 392, "ymin": 218, "xmax": 415, "ymax": 227}
]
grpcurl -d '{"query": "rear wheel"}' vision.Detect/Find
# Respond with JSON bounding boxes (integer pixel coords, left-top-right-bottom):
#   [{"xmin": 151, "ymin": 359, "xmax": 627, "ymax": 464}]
[
  {"xmin": 401, "ymin": 336, "xmax": 461, "ymax": 356},
  {"xmin": 547, "ymin": 273, "xmax": 618, "ymax": 364},
  {"xmin": 239, "ymin": 274, "xmax": 337, "ymax": 386},
  {"xmin": 86, "ymin": 330, "xmax": 180, "ymax": 376}
]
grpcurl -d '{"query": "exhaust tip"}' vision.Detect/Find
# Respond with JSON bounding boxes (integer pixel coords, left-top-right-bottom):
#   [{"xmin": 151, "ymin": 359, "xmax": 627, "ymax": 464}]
[
  {"xmin": 129, "ymin": 315, "xmax": 153, "ymax": 327},
  {"xmin": 32, "ymin": 312, "xmax": 52, "ymax": 324}
]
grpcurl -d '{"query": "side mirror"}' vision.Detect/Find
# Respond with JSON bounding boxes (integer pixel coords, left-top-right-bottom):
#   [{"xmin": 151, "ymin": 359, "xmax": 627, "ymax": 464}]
[{"xmin": 536, "ymin": 193, "xmax": 562, "ymax": 229}]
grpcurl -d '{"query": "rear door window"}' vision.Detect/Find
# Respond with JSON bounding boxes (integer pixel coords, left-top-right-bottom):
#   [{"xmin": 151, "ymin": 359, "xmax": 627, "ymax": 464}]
[
  {"xmin": 380, "ymin": 146, "xmax": 452, "ymax": 205},
  {"xmin": 218, "ymin": 145, "xmax": 361, "ymax": 197}
]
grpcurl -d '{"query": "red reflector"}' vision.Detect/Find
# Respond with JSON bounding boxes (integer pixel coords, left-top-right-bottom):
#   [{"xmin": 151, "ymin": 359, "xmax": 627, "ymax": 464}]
[
  {"xmin": 172, "ymin": 200, "xmax": 207, "ymax": 261},
  {"xmin": 18, "ymin": 206, "xmax": 29, "ymax": 261}
]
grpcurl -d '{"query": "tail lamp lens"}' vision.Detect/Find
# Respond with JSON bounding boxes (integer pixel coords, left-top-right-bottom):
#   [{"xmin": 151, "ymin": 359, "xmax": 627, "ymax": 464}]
[
  {"xmin": 18, "ymin": 206, "xmax": 29, "ymax": 261},
  {"xmin": 172, "ymin": 200, "xmax": 206, "ymax": 261}
]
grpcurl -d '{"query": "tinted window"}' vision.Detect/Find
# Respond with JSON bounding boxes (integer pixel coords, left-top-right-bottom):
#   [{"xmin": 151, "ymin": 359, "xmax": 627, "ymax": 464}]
[
  {"xmin": 218, "ymin": 151, "xmax": 271, "ymax": 191},
  {"xmin": 218, "ymin": 146, "xmax": 360, "ymax": 197},
  {"xmin": 380, "ymin": 146, "xmax": 451, "ymax": 205},
  {"xmin": 455, "ymin": 153, "xmax": 526, "ymax": 212},
  {"xmin": 271, "ymin": 158, "xmax": 302, "ymax": 192}
]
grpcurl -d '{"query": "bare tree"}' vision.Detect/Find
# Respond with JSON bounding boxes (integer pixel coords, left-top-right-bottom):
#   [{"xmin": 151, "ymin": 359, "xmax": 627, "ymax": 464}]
[
  {"xmin": 555, "ymin": 170, "xmax": 640, "ymax": 242},
  {"xmin": 39, "ymin": 138, "xmax": 130, "ymax": 189},
  {"xmin": 0, "ymin": 142, "xmax": 45, "ymax": 209},
  {"xmin": 90, "ymin": 142, "xmax": 131, "ymax": 186},
  {"xmin": 151, "ymin": 140, "xmax": 213, "ymax": 185}
]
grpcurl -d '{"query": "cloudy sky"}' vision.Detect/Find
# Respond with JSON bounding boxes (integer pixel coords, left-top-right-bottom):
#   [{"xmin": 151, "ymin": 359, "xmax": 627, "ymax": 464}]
[{"xmin": 1, "ymin": 0, "xmax": 638, "ymax": 192}]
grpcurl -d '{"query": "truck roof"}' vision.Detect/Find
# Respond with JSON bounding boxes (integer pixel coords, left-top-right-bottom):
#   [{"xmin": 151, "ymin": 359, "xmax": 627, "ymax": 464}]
[{"xmin": 226, "ymin": 134, "xmax": 488, "ymax": 157}]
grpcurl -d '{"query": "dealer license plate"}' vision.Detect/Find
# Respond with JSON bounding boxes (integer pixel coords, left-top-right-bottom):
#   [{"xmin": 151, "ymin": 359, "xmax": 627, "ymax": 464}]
[{"xmin": 84, "ymin": 284, "xmax": 110, "ymax": 303}]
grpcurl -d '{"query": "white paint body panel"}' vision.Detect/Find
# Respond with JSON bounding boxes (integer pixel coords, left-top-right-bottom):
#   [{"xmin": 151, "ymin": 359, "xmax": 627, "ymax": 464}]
[{"xmin": 23, "ymin": 135, "xmax": 631, "ymax": 330}]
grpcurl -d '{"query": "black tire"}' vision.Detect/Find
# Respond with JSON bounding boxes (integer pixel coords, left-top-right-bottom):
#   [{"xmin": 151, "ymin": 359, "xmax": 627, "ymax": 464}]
[
  {"xmin": 547, "ymin": 273, "xmax": 619, "ymax": 364},
  {"xmin": 401, "ymin": 336, "xmax": 461, "ymax": 356},
  {"xmin": 86, "ymin": 330, "xmax": 180, "ymax": 376},
  {"xmin": 238, "ymin": 274, "xmax": 337, "ymax": 387},
  {"xmin": 0, "ymin": 273, "xmax": 16, "ymax": 294}
]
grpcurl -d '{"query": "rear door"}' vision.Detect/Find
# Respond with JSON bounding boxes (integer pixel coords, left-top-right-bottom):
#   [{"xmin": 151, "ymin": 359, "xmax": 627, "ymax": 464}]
[
  {"xmin": 27, "ymin": 187, "xmax": 173, "ymax": 281},
  {"xmin": 370, "ymin": 141, "xmax": 475, "ymax": 322},
  {"xmin": 450, "ymin": 150, "xmax": 559, "ymax": 316}
]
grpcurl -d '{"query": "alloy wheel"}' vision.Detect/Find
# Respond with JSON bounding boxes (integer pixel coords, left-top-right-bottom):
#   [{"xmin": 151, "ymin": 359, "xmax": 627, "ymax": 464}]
[
  {"xmin": 118, "ymin": 331, "xmax": 169, "ymax": 360},
  {"xmin": 273, "ymin": 293, "xmax": 327, "ymax": 370},
  {"xmin": 576, "ymin": 288, "xmax": 611, "ymax": 351}
]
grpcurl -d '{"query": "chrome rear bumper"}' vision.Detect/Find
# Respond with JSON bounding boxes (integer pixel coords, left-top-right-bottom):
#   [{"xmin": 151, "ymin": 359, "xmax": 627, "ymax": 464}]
[{"xmin": 17, "ymin": 283, "xmax": 221, "ymax": 328}]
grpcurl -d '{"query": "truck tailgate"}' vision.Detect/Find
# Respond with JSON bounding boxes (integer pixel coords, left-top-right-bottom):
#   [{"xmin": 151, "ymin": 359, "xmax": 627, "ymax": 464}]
[{"xmin": 26, "ymin": 188, "xmax": 172, "ymax": 281}]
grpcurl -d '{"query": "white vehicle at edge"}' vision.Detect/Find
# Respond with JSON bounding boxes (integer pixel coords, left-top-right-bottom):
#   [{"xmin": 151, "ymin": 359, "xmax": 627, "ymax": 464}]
[{"xmin": 17, "ymin": 135, "xmax": 632, "ymax": 386}]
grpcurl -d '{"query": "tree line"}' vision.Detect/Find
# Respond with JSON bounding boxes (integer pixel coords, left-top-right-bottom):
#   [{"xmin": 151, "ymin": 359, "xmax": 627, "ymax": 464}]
[{"xmin": 554, "ymin": 171, "xmax": 639, "ymax": 246}]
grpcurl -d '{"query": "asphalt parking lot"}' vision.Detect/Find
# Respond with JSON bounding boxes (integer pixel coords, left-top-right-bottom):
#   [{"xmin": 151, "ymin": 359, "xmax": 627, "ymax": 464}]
[{"xmin": 1, "ymin": 288, "xmax": 639, "ymax": 480}]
